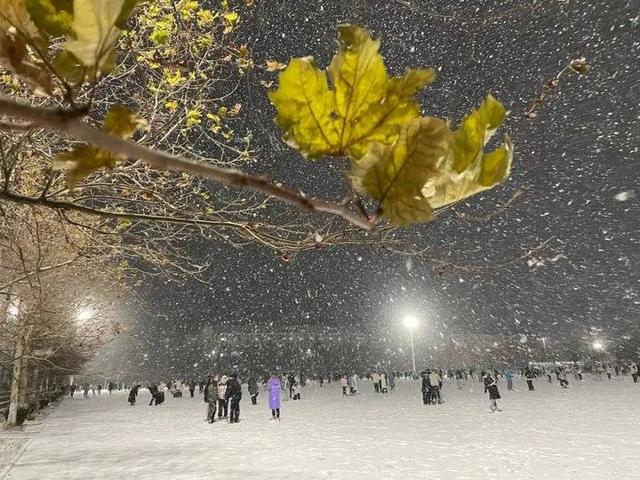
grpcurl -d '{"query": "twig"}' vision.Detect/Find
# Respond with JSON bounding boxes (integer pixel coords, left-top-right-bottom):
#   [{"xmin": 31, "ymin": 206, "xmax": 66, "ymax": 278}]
[{"xmin": 525, "ymin": 58, "xmax": 590, "ymax": 119}]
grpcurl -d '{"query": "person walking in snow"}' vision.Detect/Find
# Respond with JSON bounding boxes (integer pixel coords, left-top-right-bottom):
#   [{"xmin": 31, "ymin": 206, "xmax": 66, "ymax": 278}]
[
  {"xmin": 372, "ymin": 372, "xmax": 380, "ymax": 393},
  {"xmin": 349, "ymin": 374, "xmax": 358, "ymax": 395},
  {"xmin": 189, "ymin": 381, "xmax": 196, "ymax": 398},
  {"xmin": 420, "ymin": 371, "xmax": 431, "ymax": 405},
  {"xmin": 558, "ymin": 369, "xmax": 569, "ymax": 388},
  {"xmin": 428, "ymin": 369, "xmax": 443, "ymax": 404},
  {"xmin": 205, "ymin": 375, "xmax": 218, "ymax": 423},
  {"xmin": 631, "ymin": 362, "xmax": 638, "ymax": 383},
  {"xmin": 525, "ymin": 367, "xmax": 535, "ymax": 391},
  {"xmin": 217, "ymin": 375, "xmax": 229, "ymax": 419},
  {"xmin": 482, "ymin": 371, "xmax": 501, "ymax": 412},
  {"xmin": 388, "ymin": 372, "xmax": 396, "ymax": 391},
  {"xmin": 83, "ymin": 383, "xmax": 90, "ymax": 398},
  {"xmin": 268, "ymin": 374, "xmax": 281, "ymax": 420},
  {"xmin": 226, "ymin": 373, "xmax": 242, "ymax": 423},
  {"xmin": 128, "ymin": 384, "xmax": 139, "ymax": 405},
  {"xmin": 380, "ymin": 371, "xmax": 389, "ymax": 393},
  {"xmin": 287, "ymin": 374, "xmax": 295, "ymax": 398},
  {"xmin": 505, "ymin": 369, "xmax": 514, "ymax": 391},
  {"xmin": 340, "ymin": 375, "xmax": 348, "ymax": 395},
  {"xmin": 148, "ymin": 383, "xmax": 159, "ymax": 406},
  {"xmin": 291, "ymin": 381, "xmax": 301, "ymax": 400},
  {"xmin": 248, "ymin": 377, "xmax": 259, "ymax": 405}
]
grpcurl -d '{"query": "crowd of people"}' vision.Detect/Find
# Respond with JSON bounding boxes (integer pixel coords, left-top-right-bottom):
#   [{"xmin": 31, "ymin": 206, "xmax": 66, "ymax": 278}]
[{"xmin": 69, "ymin": 360, "xmax": 640, "ymax": 420}]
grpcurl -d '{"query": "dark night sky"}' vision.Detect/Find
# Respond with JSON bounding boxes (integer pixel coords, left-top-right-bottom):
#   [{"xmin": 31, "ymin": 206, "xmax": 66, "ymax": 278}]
[{"xmin": 93, "ymin": 0, "xmax": 639, "ymax": 377}]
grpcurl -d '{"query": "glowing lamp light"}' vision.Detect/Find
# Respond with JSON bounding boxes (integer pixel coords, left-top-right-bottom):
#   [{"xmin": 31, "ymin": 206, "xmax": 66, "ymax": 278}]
[
  {"xmin": 76, "ymin": 308, "xmax": 94, "ymax": 322},
  {"xmin": 404, "ymin": 315, "xmax": 418, "ymax": 329},
  {"xmin": 592, "ymin": 341, "xmax": 604, "ymax": 351}
]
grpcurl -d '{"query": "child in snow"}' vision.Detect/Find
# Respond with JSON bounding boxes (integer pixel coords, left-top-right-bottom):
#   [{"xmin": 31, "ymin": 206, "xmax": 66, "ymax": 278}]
[
  {"xmin": 340, "ymin": 375, "xmax": 348, "ymax": 395},
  {"xmin": 268, "ymin": 374, "xmax": 281, "ymax": 420},
  {"xmin": 291, "ymin": 382, "xmax": 301, "ymax": 400},
  {"xmin": 482, "ymin": 371, "xmax": 502, "ymax": 412}
]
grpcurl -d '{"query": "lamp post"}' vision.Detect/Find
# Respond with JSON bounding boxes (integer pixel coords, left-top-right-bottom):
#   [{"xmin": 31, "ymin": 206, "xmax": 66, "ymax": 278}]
[{"xmin": 404, "ymin": 316, "xmax": 418, "ymax": 373}]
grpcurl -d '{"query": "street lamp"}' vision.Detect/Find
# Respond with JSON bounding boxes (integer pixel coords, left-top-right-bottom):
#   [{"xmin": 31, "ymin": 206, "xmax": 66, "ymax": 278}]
[
  {"xmin": 403, "ymin": 315, "xmax": 418, "ymax": 373},
  {"xmin": 592, "ymin": 341, "xmax": 604, "ymax": 351}
]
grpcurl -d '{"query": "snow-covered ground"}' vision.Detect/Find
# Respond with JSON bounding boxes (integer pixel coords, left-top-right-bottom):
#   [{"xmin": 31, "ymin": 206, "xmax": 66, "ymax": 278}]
[{"xmin": 3, "ymin": 376, "xmax": 640, "ymax": 479}]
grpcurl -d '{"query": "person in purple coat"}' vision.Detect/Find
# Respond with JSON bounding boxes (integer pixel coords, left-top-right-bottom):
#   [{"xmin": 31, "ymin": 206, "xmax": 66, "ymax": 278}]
[{"xmin": 267, "ymin": 374, "xmax": 281, "ymax": 420}]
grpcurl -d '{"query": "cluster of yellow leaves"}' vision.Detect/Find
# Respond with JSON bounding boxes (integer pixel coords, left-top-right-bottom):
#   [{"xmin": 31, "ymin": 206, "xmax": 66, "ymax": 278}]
[
  {"xmin": 269, "ymin": 25, "xmax": 513, "ymax": 226},
  {"xmin": 53, "ymin": 105, "xmax": 147, "ymax": 183}
]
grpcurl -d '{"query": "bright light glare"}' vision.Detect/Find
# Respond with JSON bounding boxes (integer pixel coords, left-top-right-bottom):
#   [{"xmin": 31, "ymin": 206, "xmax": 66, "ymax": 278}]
[
  {"xmin": 7, "ymin": 304, "xmax": 19, "ymax": 317},
  {"xmin": 592, "ymin": 341, "xmax": 604, "ymax": 351},
  {"xmin": 404, "ymin": 315, "xmax": 418, "ymax": 329},
  {"xmin": 76, "ymin": 308, "xmax": 94, "ymax": 322}
]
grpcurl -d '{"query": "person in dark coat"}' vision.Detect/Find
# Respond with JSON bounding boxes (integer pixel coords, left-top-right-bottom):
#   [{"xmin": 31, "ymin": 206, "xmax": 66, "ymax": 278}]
[
  {"xmin": 189, "ymin": 381, "xmax": 196, "ymax": 398},
  {"xmin": 148, "ymin": 384, "xmax": 158, "ymax": 406},
  {"xmin": 420, "ymin": 371, "xmax": 431, "ymax": 405},
  {"xmin": 482, "ymin": 371, "xmax": 501, "ymax": 412},
  {"xmin": 128, "ymin": 385, "xmax": 139, "ymax": 405},
  {"xmin": 226, "ymin": 373, "xmax": 242, "ymax": 423},
  {"xmin": 248, "ymin": 377, "xmax": 259, "ymax": 405},
  {"xmin": 205, "ymin": 376, "xmax": 218, "ymax": 423},
  {"xmin": 525, "ymin": 367, "xmax": 535, "ymax": 391},
  {"xmin": 287, "ymin": 374, "xmax": 295, "ymax": 398}
]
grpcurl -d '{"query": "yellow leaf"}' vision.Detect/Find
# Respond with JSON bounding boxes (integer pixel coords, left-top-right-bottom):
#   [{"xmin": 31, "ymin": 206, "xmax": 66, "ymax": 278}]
[
  {"xmin": 422, "ymin": 96, "xmax": 513, "ymax": 209},
  {"xmin": 186, "ymin": 108, "xmax": 201, "ymax": 127},
  {"xmin": 53, "ymin": 145, "xmax": 121, "ymax": 184},
  {"xmin": 64, "ymin": 0, "xmax": 125, "ymax": 72},
  {"xmin": 351, "ymin": 117, "xmax": 450, "ymax": 226},
  {"xmin": 449, "ymin": 94, "xmax": 506, "ymax": 173},
  {"xmin": 422, "ymin": 138, "xmax": 513, "ymax": 209},
  {"xmin": 222, "ymin": 10, "xmax": 238, "ymax": 33},
  {"xmin": 104, "ymin": 104, "xmax": 145, "ymax": 139},
  {"xmin": 268, "ymin": 25, "xmax": 435, "ymax": 159}
]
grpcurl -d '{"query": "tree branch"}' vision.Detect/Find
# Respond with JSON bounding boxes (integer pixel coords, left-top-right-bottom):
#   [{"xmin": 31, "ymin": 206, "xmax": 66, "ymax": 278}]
[{"xmin": 0, "ymin": 97, "xmax": 375, "ymax": 230}]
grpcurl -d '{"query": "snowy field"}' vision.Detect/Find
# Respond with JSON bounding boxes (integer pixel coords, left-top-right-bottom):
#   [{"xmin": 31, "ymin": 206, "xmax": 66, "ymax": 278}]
[{"xmin": 3, "ymin": 376, "xmax": 640, "ymax": 480}]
